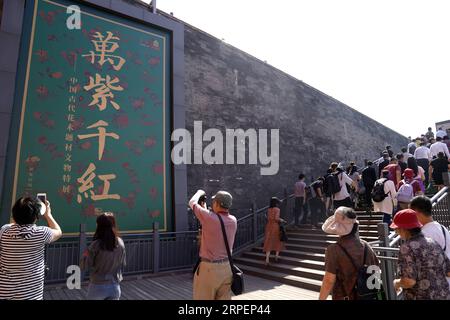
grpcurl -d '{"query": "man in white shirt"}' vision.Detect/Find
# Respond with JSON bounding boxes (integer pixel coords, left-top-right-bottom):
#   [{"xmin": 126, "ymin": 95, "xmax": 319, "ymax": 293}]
[
  {"xmin": 372, "ymin": 170, "xmax": 397, "ymax": 226},
  {"xmin": 410, "ymin": 196, "xmax": 450, "ymax": 287},
  {"xmin": 436, "ymin": 127, "xmax": 447, "ymax": 139},
  {"xmin": 332, "ymin": 167, "xmax": 356, "ymax": 209},
  {"xmin": 430, "ymin": 137, "xmax": 450, "ymax": 159},
  {"xmin": 401, "ymin": 147, "xmax": 413, "ymax": 161},
  {"xmin": 414, "ymin": 141, "xmax": 431, "ymax": 185}
]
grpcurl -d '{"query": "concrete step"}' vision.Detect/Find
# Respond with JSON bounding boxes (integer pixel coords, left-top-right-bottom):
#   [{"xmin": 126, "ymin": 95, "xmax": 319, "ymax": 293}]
[
  {"xmin": 252, "ymin": 247, "xmax": 326, "ymax": 261},
  {"xmin": 286, "ymin": 233, "xmax": 338, "ymax": 240},
  {"xmin": 286, "ymin": 229, "xmax": 379, "ymax": 240},
  {"xmin": 285, "ymin": 243, "xmax": 327, "ymax": 254},
  {"xmin": 236, "ymin": 264, "xmax": 323, "ymax": 292},
  {"xmin": 286, "ymin": 238, "xmax": 335, "ymax": 247},
  {"xmin": 241, "ymin": 251, "xmax": 325, "ymax": 270},
  {"xmin": 234, "ymin": 257, "xmax": 325, "ymax": 281}
]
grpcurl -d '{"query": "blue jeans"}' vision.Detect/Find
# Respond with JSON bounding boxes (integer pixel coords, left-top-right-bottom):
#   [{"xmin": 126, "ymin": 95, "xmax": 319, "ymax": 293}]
[
  {"xmin": 382, "ymin": 213, "xmax": 392, "ymax": 226},
  {"xmin": 87, "ymin": 282, "xmax": 121, "ymax": 300}
]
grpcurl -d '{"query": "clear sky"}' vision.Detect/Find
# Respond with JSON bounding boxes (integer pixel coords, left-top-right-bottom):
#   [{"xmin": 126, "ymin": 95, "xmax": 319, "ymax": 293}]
[{"xmin": 144, "ymin": 0, "xmax": 450, "ymax": 139}]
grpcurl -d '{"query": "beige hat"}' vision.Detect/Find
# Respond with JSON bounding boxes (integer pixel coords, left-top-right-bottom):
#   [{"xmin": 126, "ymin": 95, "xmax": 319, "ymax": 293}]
[{"xmin": 322, "ymin": 207, "xmax": 359, "ymax": 236}]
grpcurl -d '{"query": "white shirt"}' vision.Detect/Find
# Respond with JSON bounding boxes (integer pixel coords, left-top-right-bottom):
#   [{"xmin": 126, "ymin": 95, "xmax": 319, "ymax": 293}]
[
  {"xmin": 373, "ymin": 178, "xmax": 397, "ymax": 215},
  {"xmin": 414, "ymin": 146, "xmax": 431, "ymax": 160},
  {"xmin": 436, "ymin": 130, "xmax": 447, "ymax": 139},
  {"xmin": 402, "ymin": 152, "xmax": 413, "ymax": 161},
  {"xmin": 430, "ymin": 141, "xmax": 450, "ymax": 159},
  {"xmin": 333, "ymin": 172, "xmax": 354, "ymax": 201},
  {"xmin": 422, "ymin": 221, "xmax": 450, "ymax": 287}
]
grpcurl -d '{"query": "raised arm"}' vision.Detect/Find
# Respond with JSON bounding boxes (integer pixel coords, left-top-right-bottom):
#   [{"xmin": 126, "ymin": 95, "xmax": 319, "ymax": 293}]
[{"xmin": 43, "ymin": 201, "xmax": 62, "ymax": 242}]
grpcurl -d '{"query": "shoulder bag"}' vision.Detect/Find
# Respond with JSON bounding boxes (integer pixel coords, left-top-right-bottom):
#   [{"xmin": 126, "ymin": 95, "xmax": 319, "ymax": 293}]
[{"xmin": 216, "ymin": 213, "xmax": 244, "ymax": 295}]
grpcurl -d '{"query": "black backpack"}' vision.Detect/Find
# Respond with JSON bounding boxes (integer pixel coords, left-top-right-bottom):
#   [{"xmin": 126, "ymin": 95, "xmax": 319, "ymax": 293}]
[
  {"xmin": 371, "ymin": 179, "xmax": 389, "ymax": 202},
  {"xmin": 337, "ymin": 243, "xmax": 381, "ymax": 300},
  {"xmin": 324, "ymin": 173, "xmax": 341, "ymax": 196}
]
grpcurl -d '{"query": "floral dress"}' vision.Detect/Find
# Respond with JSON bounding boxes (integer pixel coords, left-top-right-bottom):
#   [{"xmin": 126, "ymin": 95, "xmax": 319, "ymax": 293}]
[{"xmin": 397, "ymin": 233, "xmax": 450, "ymax": 300}]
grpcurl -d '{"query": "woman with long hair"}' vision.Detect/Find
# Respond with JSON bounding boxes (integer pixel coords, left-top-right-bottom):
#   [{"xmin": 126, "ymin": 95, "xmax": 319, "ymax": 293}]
[
  {"xmin": 81, "ymin": 212, "xmax": 126, "ymax": 300},
  {"xmin": 407, "ymin": 157, "xmax": 426, "ymax": 192},
  {"xmin": 263, "ymin": 197, "xmax": 286, "ymax": 266}
]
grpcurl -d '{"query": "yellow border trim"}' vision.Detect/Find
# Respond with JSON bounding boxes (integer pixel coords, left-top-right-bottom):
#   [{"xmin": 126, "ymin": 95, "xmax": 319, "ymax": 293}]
[
  {"xmin": 11, "ymin": 0, "xmax": 39, "ymax": 205},
  {"xmin": 44, "ymin": 0, "xmax": 165, "ymax": 40}
]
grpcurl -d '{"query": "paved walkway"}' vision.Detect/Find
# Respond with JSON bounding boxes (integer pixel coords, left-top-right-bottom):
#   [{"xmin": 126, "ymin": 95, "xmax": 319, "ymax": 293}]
[{"xmin": 44, "ymin": 271, "xmax": 320, "ymax": 300}]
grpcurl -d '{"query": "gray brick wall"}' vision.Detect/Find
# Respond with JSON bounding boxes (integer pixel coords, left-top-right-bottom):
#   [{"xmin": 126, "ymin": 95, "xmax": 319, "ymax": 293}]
[{"xmin": 182, "ymin": 25, "xmax": 408, "ymax": 212}]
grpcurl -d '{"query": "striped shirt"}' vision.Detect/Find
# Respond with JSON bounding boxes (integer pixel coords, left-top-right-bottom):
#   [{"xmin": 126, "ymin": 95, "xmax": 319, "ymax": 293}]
[{"xmin": 0, "ymin": 224, "xmax": 53, "ymax": 300}]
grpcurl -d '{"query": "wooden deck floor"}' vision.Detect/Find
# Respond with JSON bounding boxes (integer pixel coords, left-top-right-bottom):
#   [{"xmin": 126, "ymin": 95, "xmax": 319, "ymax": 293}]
[{"xmin": 44, "ymin": 272, "xmax": 320, "ymax": 300}]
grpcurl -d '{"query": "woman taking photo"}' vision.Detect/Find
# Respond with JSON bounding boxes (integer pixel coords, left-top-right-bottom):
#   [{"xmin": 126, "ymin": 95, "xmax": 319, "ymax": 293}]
[
  {"xmin": 81, "ymin": 212, "xmax": 126, "ymax": 300},
  {"xmin": 0, "ymin": 197, "xmax": 62, "ymax": 300},
  {"xmin": 263, "ymin": 197, "xmax": 286, "ymax": 266}
]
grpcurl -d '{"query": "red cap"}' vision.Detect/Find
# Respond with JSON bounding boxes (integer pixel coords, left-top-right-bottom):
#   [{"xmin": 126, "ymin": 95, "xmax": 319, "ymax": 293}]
[{"xmin": 390, "ymin": 209, "xmax": 423, "ymax": 230}]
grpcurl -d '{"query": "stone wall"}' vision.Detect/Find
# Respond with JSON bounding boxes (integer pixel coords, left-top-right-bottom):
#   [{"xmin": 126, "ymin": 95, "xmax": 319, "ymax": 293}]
[
  {"xmin": 182, "ymin": 23, "xmax": 408, "ymax": 213},
  {"xmin": 0, "ymin": 0, "xmax": 409, "ymax": 223}
]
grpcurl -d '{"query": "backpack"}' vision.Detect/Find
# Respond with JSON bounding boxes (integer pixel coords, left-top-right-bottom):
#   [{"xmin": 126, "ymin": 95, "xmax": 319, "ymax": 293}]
[
  {"xmin": 310, "ymin": 181, "xmax": 322, "ymax": 198},
  {"xmin": 397, "ymin": 180, "xmax": 415, "ymax": 203},
  {"xmin": 337, "ymin": 243, "xmax": 381, "ymax": 300},
  {"xmin": 324, "ymin": 173, "xmax": 341, "ymax": 196},
  {"xmin": 371, "ymin": 179, "xmax": 389, "ymax": 202},
  {"xmin": 305, "ymin": 185, "xmax": 312, "ymax": 198}
]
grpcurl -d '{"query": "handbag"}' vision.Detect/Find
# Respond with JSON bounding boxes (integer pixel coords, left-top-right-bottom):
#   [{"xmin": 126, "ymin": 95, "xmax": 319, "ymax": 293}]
[
  {"xmin": 279, "ymin": 223, "xmax": 288, "ymax": 242},
  {"xmin": 216, "ymin": 213, "xmax": 244, "ymax": 295}
]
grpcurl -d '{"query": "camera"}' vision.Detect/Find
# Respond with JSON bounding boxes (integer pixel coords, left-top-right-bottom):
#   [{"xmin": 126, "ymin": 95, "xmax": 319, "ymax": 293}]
[
  {"xmin": 37, "ymin": 193, "xmax": 46, "ymax": 203},
  {"xmin": 37, "ymin": 193, "xmax": 47, "ymax": 216},
  {"xmin": 198, "ymin": 195, "xmax": 207, "ymax": 204}
]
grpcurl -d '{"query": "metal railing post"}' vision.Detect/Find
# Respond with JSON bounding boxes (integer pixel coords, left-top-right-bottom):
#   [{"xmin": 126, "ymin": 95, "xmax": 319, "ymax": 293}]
[
  {"xmin": 378, "ymin": 222, "xmax": 396, "ymax": 300},
  {"xmin": 153, "ymin": 222, "xmax": 160, "ymax": 273},
  {"xmin": 252, "ymin": 202, "xmax": 257, "ymax": 243},
  {"xmin": 78, "ymin": 223, "xmax": 87, "ymax": 281},
  {"xmin": 282, "ymin": 188, "xmax": 288, "ymax": 222},
  {"xmin": 447, "ymin": 191, "xmax": 450, "ymax": 226}
]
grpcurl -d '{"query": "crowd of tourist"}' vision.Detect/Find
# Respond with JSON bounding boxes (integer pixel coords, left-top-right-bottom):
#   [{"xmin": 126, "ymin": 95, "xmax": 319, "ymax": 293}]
[{"xmin": 0, "ymin": 127, "xmax": 448, "ymax": 301}]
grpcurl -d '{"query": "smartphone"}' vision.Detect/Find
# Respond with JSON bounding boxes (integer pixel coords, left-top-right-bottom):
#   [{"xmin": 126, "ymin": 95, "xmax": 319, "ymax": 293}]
[{"xmin": 37, "ymin": 193, "xmax": 47, "ymax": 203}]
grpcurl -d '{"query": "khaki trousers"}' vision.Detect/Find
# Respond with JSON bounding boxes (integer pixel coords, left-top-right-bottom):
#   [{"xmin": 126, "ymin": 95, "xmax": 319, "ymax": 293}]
[{"xmin": 193, "ymin": 261, "xmax": 233, "ymax": 300}]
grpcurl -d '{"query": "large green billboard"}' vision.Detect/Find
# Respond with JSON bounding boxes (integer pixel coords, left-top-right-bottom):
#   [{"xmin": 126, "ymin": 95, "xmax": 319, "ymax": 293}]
[{"xmin": 10, "ymin": 0, "xmax": 172, "ymax": 234}]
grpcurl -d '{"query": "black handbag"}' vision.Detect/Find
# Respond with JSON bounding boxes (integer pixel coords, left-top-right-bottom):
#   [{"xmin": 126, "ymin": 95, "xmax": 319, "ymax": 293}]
[
  {"xmin": 279, "ymin": 223, "xmax": 288, "ymax": 242},
  {"xmin": 216, "ymin": 213, "xmax": 244, "ymax": 295}
]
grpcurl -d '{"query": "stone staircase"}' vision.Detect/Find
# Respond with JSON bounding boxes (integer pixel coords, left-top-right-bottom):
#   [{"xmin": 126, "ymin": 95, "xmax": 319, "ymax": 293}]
[{"xmin": 235, "ymin": 212, "xmax": 383, "ymax": 292}]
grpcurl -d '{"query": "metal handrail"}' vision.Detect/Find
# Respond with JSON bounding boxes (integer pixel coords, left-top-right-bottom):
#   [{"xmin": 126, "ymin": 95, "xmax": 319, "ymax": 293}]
[
  {"xmin": 373, "ymin": 185, "xmax": 449, "ymax": 300},
  {"xmin": 384, "ymin": 186, "xmax": 448, "ymax": 247},
  {"xmin": 430, "ymin": 186, "xmax": 449, "ymax": 203},
  {"xmin": 389, "ymin": 236, "xmax": 401, "ymax": 247},
  {"xmin": 373, "ymin": 247, "xmax": 400, "ymax": 253}
]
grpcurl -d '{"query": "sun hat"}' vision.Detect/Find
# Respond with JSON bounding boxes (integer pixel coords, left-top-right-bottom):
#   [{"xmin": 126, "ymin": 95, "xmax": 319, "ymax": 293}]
[
  {"xmin": 403, "ymin": 168, "xmax": 414, "ymax": 179},
  {"xmin": 322, "ymin": 207, "xmax": 358, "ymax": 236},
  {"xmin": 390, "ymin": 209, "xmax": 422, "ymax": 230}
]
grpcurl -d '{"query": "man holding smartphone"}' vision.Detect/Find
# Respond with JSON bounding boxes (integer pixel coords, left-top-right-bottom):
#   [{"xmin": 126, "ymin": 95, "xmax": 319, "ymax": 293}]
[
  {"xmin": 189, "ymin": 190, "xmax": 237, "ymax": 300},
  {"xmin": 0, "ymin": 196, "xmax": 62, "ymax": 300}
]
